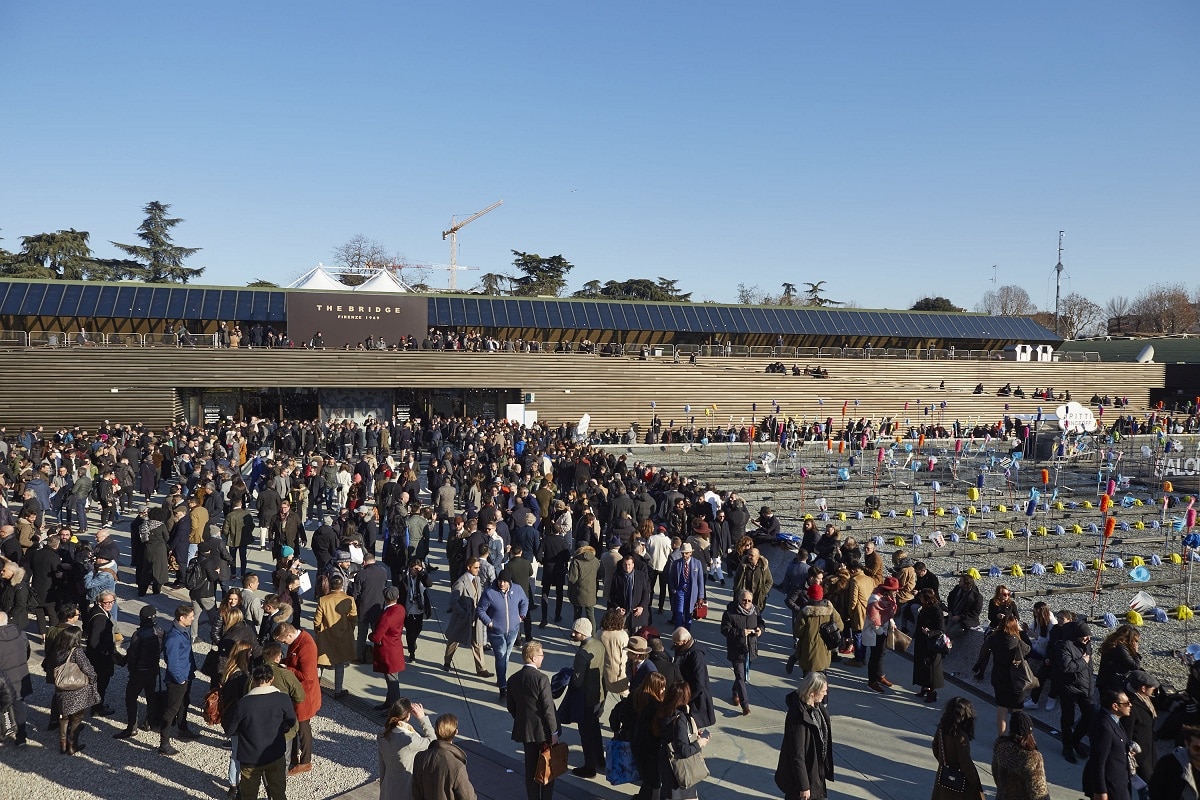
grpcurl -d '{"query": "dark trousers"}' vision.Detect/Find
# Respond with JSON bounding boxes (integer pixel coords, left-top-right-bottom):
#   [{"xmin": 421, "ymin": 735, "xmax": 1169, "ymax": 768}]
[
  {"xmin": 74, "ymin": 498, "xmax": 89, "ymax": 532},
  {"xmin": 1059, "ymin": 693, "xmax": 1094, "ymax": 750},
  {"xmin": 31, "ymin": 602, "xmax": 56, "ymax": 635},
  {"xmin": 732, "ymin": 653, "xmax": 750, "ymax": 705},
  {"xmin": 125, "ymin": 669, "xmax": 158, "ymax": 728},
  {"xmin": 94, "ymin": 660, "xmax": 114, "ymax": 706},
  {"xmin": 290, "ymin": 718, "xmax": 313, "ymax": 766},
  {"xmin": 163, "ymin": 679, "xmax": 191, "ymax": 731},
  {"xmin": 541, "ymin": 583, "xmax": 564, "ymax": 622},
  {"xmin": 867, "ymin": 644, "xmax": 886, "ymax": 682},
  {"xmin": 523, "ymin": 741, "xmax": 555, "ymax": 800},
  {"xmin": 239, "ymin": 757, "xmax": 287, "ymax": 800},
  {"xmin": 232, "ymin": 542, "xmax": 250, "ymax": 576},
  {"xmin": 579, "ymin": 706, "xmax": 604, "ymax": 771},
  {"xmin": 404, "ymin": 615, "xmax": 425, "ymax": 655},
  {"xmin": 652, "ymin": 570, "xmax": 668, "ymax": 610}
]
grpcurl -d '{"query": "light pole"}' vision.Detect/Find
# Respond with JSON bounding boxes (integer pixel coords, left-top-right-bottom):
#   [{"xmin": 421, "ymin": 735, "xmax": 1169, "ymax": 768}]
[{"xmin": 1054, "ymin": 231, "xmax": 1065, "ymax": 336}]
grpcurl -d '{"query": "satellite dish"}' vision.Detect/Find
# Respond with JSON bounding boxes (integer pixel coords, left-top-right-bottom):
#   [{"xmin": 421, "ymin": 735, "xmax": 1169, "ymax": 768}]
[{"xmin": 1135, "ymin": 345, "xmax": 1155, "ymax": 363}]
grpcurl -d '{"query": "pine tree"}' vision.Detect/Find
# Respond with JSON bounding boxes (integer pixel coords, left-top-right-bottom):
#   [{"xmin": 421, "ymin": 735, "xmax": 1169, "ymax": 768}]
[{"xmin": 111, "ymin": 201, "xmax": 203, "ymax": 283}]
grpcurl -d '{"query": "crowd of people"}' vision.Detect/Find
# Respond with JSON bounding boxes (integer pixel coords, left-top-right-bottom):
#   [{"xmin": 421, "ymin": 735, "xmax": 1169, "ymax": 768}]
[{"xmin": 2, "ymin": 415, "xmax": 1200, "ymax": 800}]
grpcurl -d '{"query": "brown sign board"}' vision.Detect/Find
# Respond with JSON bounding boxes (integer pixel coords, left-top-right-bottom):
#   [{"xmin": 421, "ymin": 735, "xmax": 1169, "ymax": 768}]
[{"xmin": 286, "ymin": 292, "xmax": 428, "ymax": 348}]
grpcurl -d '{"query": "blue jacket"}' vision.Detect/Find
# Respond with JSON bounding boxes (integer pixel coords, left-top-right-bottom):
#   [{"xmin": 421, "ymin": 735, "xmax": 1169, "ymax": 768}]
[
  {"xmin": 164, "ymin": 622, "xmax": 195, "ymax": 685},
  {"xmin": 477, "ymin": 582, "xmax": 528, "ymax": 635}
]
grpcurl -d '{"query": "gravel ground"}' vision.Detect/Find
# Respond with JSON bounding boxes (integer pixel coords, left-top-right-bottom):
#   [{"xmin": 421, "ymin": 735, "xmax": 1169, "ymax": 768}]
[{"xmin": 0, "ymin": 634, "xmax": 374, "ymax": 800}]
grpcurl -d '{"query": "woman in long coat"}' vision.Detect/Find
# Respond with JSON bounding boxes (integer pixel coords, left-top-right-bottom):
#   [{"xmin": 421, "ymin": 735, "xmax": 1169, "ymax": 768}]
[
  {"xmin": 629, "ymin": 672, "xmax": 666, "ymax": 800},
  {"xmin": 913, "ymin": 588, "xmax": 945, "ymax": 703},
  {"xmin": 989, "ymin": 617, "xmax": 1032, "ymax": 736},
  {"xmin": 655, "ymin": 681, "xmax": 710, "ymax": 800},
  {"xmin": 137, "ymin": 512, "xmax": 171, "ymax": 595},
  {"xmin": 377, "ymin": 698, "xmax": 435, "ymax": 800},
  {"xmin": 932, "ymin": 697, "xmax": 985, "ymax": 800},
  {"xmin": 775, "ymin": 671, "xmax": 834, "ymax": 800},
  {"xmin": 442, "ymin": 560, "xmax": 486, "ymax": 673},
  {"xmin": 50, "ymin": 626, "xmax": 100, "ymax": 754}
]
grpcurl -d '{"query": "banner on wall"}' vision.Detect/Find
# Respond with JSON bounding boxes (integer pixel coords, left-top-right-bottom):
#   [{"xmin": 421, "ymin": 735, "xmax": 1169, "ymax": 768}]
[{"xmin": 286, "ymin": 292, "xmax": 428, "ymax": 348}]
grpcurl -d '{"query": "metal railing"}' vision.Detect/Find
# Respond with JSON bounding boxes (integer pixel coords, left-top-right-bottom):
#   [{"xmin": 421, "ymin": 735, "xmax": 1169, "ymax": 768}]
[{"xmin": 0, "ymin": 329, "xmax": 1094, "ymax": 362}]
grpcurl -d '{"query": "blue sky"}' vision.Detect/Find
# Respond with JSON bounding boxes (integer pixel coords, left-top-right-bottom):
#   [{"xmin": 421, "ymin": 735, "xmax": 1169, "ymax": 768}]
[{"xmin": 2, "ymin": 2, "xmax": 1196, "ymax": 309}]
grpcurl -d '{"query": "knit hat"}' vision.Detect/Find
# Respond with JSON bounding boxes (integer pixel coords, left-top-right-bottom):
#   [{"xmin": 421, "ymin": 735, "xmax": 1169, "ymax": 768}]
[
  {"xmin": 281, "ymin": 546, "xmax": 295, "ymax": 558},
  {"xmin": 807, "ymin": 583, "xmax": 824, "ymax": 601},
  {"xmin": 572, "ymin": 617, "xmax": 593, "ymax": 638},
  {"xmin": 335, "ymin": 550, "xmax": 351, "ymax": 562}
]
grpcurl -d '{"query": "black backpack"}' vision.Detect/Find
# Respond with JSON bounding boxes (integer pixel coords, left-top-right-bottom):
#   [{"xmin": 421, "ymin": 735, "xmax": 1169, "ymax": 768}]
[
  {"xmin": 184, "ymin": 557, "xmax": 209, "ymax": 592},
  {"xmin": 818, "ymin": 620, "xmax": 842, "ymax": 650}
]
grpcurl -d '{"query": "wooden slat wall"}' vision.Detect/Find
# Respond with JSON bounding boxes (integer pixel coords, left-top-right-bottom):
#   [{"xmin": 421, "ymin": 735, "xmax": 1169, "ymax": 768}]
[{"xmin": 0, "ymin": 350, "xmax": 1165, "ymax": 432}]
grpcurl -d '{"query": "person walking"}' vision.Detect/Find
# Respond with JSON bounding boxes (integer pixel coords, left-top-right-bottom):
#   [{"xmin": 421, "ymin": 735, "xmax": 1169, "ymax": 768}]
[
  {"xmin": 786, "ymin": 583, "xmax": 843, "ymax": 677},
  {"xmin": 396, "ymin": 558, "xmax": 433, "ymax": 661},
  {"xmin": 655, "ymin": 681, "xmax": 711, "ymax": 800},
  {"xmin": 506, "ymin": 641, "xmax": 559, "ymax": 800},
  {"xmin": 370, "ymin": 587, "xmax": 407, "ymax": 710},
  {"xmin": 862, "ymin": 576, "xmax": 899, "ymax": 693},
  {"xmin": 222, "ymin": 662, "xmax": 297, "ymax": 800},
  {"xmin": 377, "ymin": 698, "xmax": 435, "ymax": 800},
  {"xmin": 666, "ymin": 543, "xmax": 705, "ymax": 629},
  {"xmin": 314, "ymin": 574, "xmax": 358, "ymax": 699},
  {"xmin": 1083, "ymin": 690, "xmax": 1134, "ymax": 800},
  {"xmin": 443, "ymin": 558, "xmax": 490, "ymax": 677},
  {"xmin": 775, "ymin": 671, "xmax": 834, "ymax": 800},
  {"xmin": 477, "ymin": 569, "xmax": 528, "ymax": 700},
  {"xmin": 353, "ymin": 551, "xmax": 389, "ymax": 663},
  {"xmin": 988, "ymin": 617, "xmax": 1032, "ymax": 736},
  {"xmin": 113, "ymin": 605, "xmax": 162, "ymax": 740},
  {"xmin": 411, "ymin": 713, "xmax": 477, "ymax": 800},
  {"xmin": 991, "ymin": 710, "xmax": 1051, "ymax": 800},
  {"xmin": 1049, "ymin": 618, "xmax": 1094, "ymax": 763},
  {"xmin": 720, "ymin": 589, "xmax": 764, "ymax": 715},
  {"xmin": 671, "ymin": 627, "xmax": 715, "ymax": 728},
  {"xmin": 608, "ymin": 550, "xmax": 651, "ymax": 634},
  {"xmin": 273, "ymin": 622, "xmax": 322, "ymax": 776},
  {"xmin": 932, "ymin": 697, "xmax": 985, "ymax": 800}
]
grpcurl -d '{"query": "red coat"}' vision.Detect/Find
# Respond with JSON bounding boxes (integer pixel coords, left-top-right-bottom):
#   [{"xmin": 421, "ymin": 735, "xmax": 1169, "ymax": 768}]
[
  {"xmin": 284, "ymin": 630, "xmax": 323, "ymax": 722},
  {"xmin": 370, "ymin": 603, "xmax": 407, "ymax": 674}
]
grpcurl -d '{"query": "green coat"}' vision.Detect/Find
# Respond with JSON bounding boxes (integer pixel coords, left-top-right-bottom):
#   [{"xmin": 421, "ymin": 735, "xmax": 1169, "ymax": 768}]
[
  {"xmin": 567, "ymin": 547, "xmax": 600, "ymax": 607},
  {"xmin": 571, "ymin": 637, "xmax": 607, "ymax": 709}
]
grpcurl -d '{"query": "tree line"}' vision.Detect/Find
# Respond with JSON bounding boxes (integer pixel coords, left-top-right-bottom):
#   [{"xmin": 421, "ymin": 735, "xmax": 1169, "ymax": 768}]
[{"xmin": 0, "ymin": 202, "xmax": 203, "ymax": 283}]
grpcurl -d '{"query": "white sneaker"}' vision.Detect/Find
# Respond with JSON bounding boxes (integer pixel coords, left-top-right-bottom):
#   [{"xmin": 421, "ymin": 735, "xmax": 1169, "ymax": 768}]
[{"xmin": 1023, "ymin": 699, "xmax": 1038, "ymax": 710}]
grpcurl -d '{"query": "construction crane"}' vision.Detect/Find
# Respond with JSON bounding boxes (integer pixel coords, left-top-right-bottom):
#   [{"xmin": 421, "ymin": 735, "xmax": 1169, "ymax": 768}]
[{"xmin": 442, "ymin": 200, "xmax": 502, "ymax": 292}]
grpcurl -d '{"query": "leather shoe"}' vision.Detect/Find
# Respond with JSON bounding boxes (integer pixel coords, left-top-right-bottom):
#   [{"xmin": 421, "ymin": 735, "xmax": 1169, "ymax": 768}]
[
  {"xmin": 572, "ymin": 767, "xmax": 597, "ymax": 779},
  {"xmin": 1062, "ymin": 748, "xmax": 1078, "ymax": 764},
  {"xmin": 477, "ymin": 670, "xmax": 493, "ymax": 678},
  {"xmin": 159, "ymin": 744, "xmax": 180, "ymax": 756},
  {"xmin": 113, "ymin": 728, "xmax": 136, "ymax": 739},
  {"xmin": 442, "ymin": 661, "xmax": 452, "ymax": 672},
  {"xmin": 785, "ymin": 654, "xmax": 797, "ymax": 675},
  {"xmin": 741, "ymin": 703, "xmax": 751, "ymax": 716},
  {"xmin": 867, "ymin": 681, "xmax": 885, "ymax": 694},
  {"xmin": 287, "ymin": 764, "xmax": 312, "ymax": 776},
  {"xmin": 1074, "ymin": 742, "xmax": 1091, "ymax": 758},
  {"xmin": 878, "ymin": 676, "xmax": 894, "ymax": 687},
  {"xmin": 374, "ymin": 702, "xmax": 389, "ymax": 710}
]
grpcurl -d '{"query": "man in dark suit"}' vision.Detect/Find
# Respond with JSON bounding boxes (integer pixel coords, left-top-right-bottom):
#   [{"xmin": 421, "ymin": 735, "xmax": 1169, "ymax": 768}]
[
  {"xmin": 1083, "ymin": 689, "xmax": 1133, "ymax": 800},
  {"xmin": 506, "ymin": 641, "xmax": 559, "ymax": 800}
]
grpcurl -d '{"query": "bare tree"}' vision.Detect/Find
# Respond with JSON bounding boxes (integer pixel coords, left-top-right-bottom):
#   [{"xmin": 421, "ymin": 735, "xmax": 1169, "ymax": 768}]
[
  {"xmin": 975, "ymin": 285, "xmax": 1036, "ymax": 316},
  {"xmin": 737, "ymin": 283, "xmax": 768, "ymax": 305},
  {"xmin": 1130, "ymin": 282, "xmax": 1197, "ymax": 334},
  {"xmin": 1104, "ymin": 296, "xmax": 1131, "ymax": 334},
  {"xmin": 1057, "ymin": 292, "xmax": 1104, "ymax": 339}
]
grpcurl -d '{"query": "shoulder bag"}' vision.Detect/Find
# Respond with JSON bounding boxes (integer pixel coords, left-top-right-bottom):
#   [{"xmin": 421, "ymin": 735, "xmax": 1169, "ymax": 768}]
[
  {"xmin": 934, "ymin": 731, "xmax": 967, "ymax": 793},
  {"xmin": 54, "ymin": 649, "xmax": 88, "ymax": 692},
  {"xmin": 670, "ymin": 715, "xmax": 710, "ymax": 790},
  {"xmin": 202, "ymin": 685, "xmax": 223, "ymax": 725},
  {"xmin": 1014, "ymin": 658, "xmax": 1039, "ymax": 697},
  {"xmin": 887, "ymin": 626, "xmax": 912, "ymax": 653}
]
